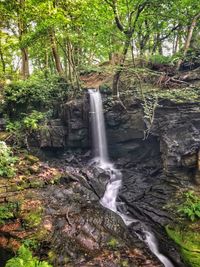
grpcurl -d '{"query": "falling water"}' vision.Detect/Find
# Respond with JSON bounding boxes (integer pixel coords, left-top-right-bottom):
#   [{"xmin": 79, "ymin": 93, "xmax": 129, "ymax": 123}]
[
  {"xmin": 89, "ymin": 89, "xmax": 108, "ymax": 166},
  {"xmin": 88, "ymin": 89, "xmax": 174, "ymax": 267}
]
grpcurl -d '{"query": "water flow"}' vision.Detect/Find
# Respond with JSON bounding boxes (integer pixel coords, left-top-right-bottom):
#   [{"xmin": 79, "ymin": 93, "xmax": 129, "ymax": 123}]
[
  {"xmin": 88, "ymin": 89, "xmax": 174, "ymax": 267},
  {"xmin": 89, "ymin": 89, "xmax": 108, "ymax": 166}
]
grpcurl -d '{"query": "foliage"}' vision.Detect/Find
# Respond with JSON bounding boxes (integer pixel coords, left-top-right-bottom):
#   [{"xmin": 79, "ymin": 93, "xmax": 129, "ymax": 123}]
[
  {"xmin": 5, "ymin": 111, "xmax": 45, "ymax": 147},
  {"xmin": 0, "ymin": 203, "xmax": 18, "ymax": 225},
  {"xmin": 149, "ymin": 54, "xmax": 174, "ymax": 65},
  {"xmin": 3, "ymin": 75, "xmax": 71, "ymax": 118},
  {"xmin": 22, "ymin": 239, "xmax": 38, "ymax": 250},
  {"xmin": 5, "ymin": 245, "xmax": 52, "ymax": 267},
  {"xmin": 23, "ymin": 208, "xmax": 43, "ymax": 228},
  {"xmin": 23, "ymin": 111, "xmax": 45, "ymax": 131},
  {"xmin": 1, "ymin": 0, "xmax": 200, "ymax": 83},
  {"xmin": 181, "ymin": 48, "xmax": 200, "ymax": 70},
  {"xmin": 0, "ymin": 141, "xmax": 17, "ymax": 178},
  {"xmin": 178, "ymin": 191, "xmax": 200, "ymax": 221},
  {"xmin": 107, "ymin": 237, "xmax": 119, "ymax": 249},
  {"xmin": 156, "ymin": 87, "xmax": 200, "ymax": 103}
]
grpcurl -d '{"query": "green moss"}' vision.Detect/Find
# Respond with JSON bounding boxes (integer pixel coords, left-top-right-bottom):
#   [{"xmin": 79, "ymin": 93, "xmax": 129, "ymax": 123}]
[
  {"xmin": 23, "ymin": 208, "xmax": 43, "ymax": 228},
  {"xmin": 33, "ymin": 225, "xmax": 49, "ymax": 241},
  {"xmin": 0, "ymin": 203, "xmax": 17, "ymax": 224},
  {"xmin": 29, "ymin": 180, "xmax": 44, "ymax": 188},
  {"xmin": 166, "ymin": 226, "xmax": 200, "ymax": 267},
  {"xmin": 155, "ymin": 87, "xmax": 200, "ymax": 103},
  {"xmin": 181, "ymin": 249, "xmax": 200, "ymax": 267},
  {"xmin": 5, "ymin": 245, "xmax": 52, "ymax": 267},
  {"xmin": 25, "ymin": 155, "xmax": 39, "ymax": 164}
]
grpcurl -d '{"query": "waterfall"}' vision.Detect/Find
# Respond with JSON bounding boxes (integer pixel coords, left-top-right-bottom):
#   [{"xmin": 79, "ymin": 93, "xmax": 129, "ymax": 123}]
[
  {"xmin": 88, "ymin": 89, "xmax": 174, "ymax": 267},
  {"xmin": 89, "ymin": 89, "xmax": 108, "ymax": 167}
]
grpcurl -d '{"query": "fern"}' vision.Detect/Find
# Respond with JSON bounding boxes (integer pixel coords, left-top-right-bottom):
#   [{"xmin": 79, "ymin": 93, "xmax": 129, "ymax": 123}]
[{"xmin": 5, "ymin": 245, "xmax": 52, "ymax": 267}]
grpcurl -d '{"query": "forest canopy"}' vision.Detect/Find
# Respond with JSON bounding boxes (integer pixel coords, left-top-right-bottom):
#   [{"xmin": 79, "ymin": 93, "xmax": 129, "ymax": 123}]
[{"xmin": 0, "ymin": 0, "xmax": 200, "ymax": 93}]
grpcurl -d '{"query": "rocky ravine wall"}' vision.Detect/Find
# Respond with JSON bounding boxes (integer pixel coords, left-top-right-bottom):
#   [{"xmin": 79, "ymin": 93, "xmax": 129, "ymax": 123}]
[{"xmin": 36, "ymin": 95, "xmax": 200, "ymax": 184}]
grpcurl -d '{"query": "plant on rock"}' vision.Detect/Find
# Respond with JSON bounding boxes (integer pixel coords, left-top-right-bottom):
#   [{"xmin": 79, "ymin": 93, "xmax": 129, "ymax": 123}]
[
  {"xmin": 6, "ymin": 111, "xmax": 45, "ymax": 147},
  {"xmin": 23, "ymin": 111, "xmax": 45, "ymax": 131},
  {"xmin": 0, "ymin": 203, "xmax": 18, "ymax": 225},
  {"xmin": 5, "ymin": 245, "xmax": 52, "ymax": 267},
  {"xmin": 178, "ymin": 191, "xmax": 200, "ymax": 221},
  {"xmin": 0, "ymin": 141, "xmax": 17, "ymax": 178}
]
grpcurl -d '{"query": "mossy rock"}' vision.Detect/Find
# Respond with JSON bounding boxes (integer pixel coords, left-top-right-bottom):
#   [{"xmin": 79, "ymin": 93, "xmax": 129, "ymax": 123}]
[
  {"xmin": 166, "ymin": 225, "xmax": 200, "ymax": 267},
  {"xmin": 107, "ymin": 237, "xmax": 119, "ymax": 249},
  {"xmin": 23, "ymin": 208, "xmax": 43, "ymax": 228},
  {"xmin": 0, "ymin": 132, "xmax": 10, "ymax": 141},
  {"xmin": 29, "ymin": 180, "xmax": 44, "ymax": 188},
  {"xmin": 28, "ymin": 164, "xmax": 40, "ymax": 174},
  {"xmin": 20, "ymin": 201, "xmax": 43, "ymax": 228},
  {"xmin": 25, "ymin": 155, "xmax": 39, "ymax": 164},
  {"xmin": 33, "ymin": 226, "xmax": 49, "ymax": 241}
]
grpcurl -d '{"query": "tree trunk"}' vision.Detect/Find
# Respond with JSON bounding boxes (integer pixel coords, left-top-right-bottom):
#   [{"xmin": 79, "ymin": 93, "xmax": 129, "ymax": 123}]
[
  {"xmin": 49, "ymin": 30, "xmax": 63, "ymax": 75},
  {"xmin": 173, "ymin": 31, "xmax": 179, "ymax": 54},
  {"xmin": 21, "ymin": 47, "xmax": 29, "ymax": 79},
  {"xmin": 177, "ymin": 13, "xmax": 200, "ymax": 70},
  {"xmin": 66, "ymin": 39, "xmax": 80, "ymax": 92},
  {"xmin": 112, "ymin": 36, "xmax": 130, "ymax": 96},
  {"xmin": 18, "ymin": 0, "xmax": 29, "ymax": 79},
  {"xmin": 0, "ymin": 38, "xmax": 5, "ymax": 74}
]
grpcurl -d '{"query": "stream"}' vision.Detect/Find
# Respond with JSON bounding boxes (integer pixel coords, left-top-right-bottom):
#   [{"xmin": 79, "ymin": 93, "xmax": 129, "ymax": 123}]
[{"xmin": 89, "ymin": 89, "xmax": 174, "ymax": 267}]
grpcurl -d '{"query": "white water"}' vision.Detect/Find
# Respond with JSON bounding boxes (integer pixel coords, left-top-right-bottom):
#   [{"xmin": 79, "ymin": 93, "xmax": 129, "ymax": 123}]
[
  {"xmin": 88, "ymin": 89, "xmax": 174, "ymax": 267},
  {"xmin": 89, "ymin": 89, "xmax": 108, "ymax": 166}
]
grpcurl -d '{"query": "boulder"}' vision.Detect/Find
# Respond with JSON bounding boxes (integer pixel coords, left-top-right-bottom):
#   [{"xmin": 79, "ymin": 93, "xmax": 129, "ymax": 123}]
[{"xmin": 40, "ymin": 123, "xmax": 67, "ymax": 148}]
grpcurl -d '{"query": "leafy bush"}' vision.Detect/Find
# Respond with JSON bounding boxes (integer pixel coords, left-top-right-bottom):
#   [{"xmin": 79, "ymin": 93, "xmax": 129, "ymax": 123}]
[
  {"xmin": 148, "ymin": 54, "xmax": 173, "ymax": 65},
  {"xmin": 23, "ymin": 111, "xmax": 45, "ymax": 131},
  {"xmin": 22, "ymin": 239, "xmax": 38, "ymax": 250},
  {"xmin": 6, "ymin": 111, "xmax": 45, "ymax": 146},
  {"xmin": 5, "ymin": 245, "xmax": 52, "ymax": 267},
  {"xmin": 3, "ymin": 75, "xmax": 71, "ymax": 118},
  {"xmin": 0, "ymin": 141, "xmax": 17, "ymax": 177},
  {"xmin": 0, "ymin": 203, "xmax": 18, "ymax": 224},
  {"xmin": 178, "ymin": 191, "xmax": 200, "ymax": 221}
]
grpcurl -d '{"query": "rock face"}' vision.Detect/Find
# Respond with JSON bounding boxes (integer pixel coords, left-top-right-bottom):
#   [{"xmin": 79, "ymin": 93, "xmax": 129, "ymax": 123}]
[
  {"xmin": 39, "ymin": 119, "xmax": 67, "ymax": 148},
  {"xmin": 37, "ymin": 98, "xmax": 89, "ymax": 150},
  {"xmin": 151, "ymin": 101, "xmax": 200, "ymax": 175},
  {"xmin": 29, "ymin": 93, "xmax": 200, "ymax": 267},
  {"xmin": 41, "ymin": 95, "xmax": 200, "ymax": 177},
  {"xmin": 40, "ymin": 180, "xmax": 162, "ymax": 267},
  {"xmin": 34, "ymin": 95, "xmax": 200, "ymax": 225}
]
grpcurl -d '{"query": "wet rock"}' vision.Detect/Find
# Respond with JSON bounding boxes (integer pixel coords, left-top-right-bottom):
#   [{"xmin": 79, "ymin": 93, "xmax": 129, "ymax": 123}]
[
  {"xmin": 151, "ymin": 102, "xmax": 200, "ymax": 174},
  {"xmin": 40, "ymin": 182, "xmax": 161, "ymax": 267},
  {"xmin": 0, "ymin": 118, "xmax": 6, "ymax": 131},
  {"xmin": 40, "ymin": 124, "xmax": 66, "ymax": 148},
  {"xmin": 61, "ymin": 99, "xmax": 89, "ymax": 149}
]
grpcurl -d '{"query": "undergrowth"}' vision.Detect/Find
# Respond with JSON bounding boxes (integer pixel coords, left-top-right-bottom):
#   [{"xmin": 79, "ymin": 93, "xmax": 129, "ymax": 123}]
[
  {"xmin": 178, "ymin": 191, "xmax": 200, "ymax": 221},
  {"xmin": 5, "ymin": 245, "xmax": 52, "ymax": 267},
  {"xmin": 0, "ymin": 141, "xmax": 17, "ymax": 177}
]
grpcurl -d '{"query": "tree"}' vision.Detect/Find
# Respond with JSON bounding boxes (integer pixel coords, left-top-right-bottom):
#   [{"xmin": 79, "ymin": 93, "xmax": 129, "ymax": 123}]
[
  {"xmin": 177, "ymin": 12, "xmax": 200, "ymax": 69},
  {"xmin": 104, "ymin": 0, "xmax": 150, "ymax": 96}
]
